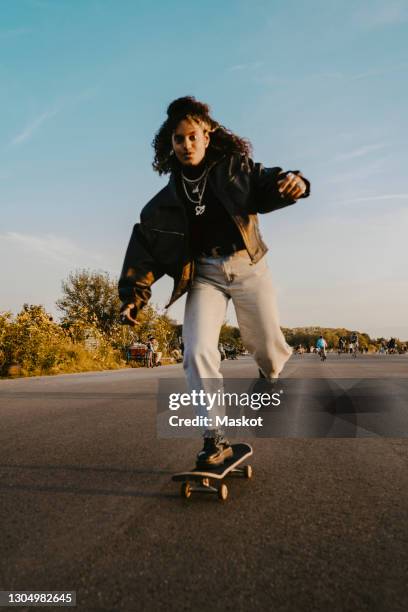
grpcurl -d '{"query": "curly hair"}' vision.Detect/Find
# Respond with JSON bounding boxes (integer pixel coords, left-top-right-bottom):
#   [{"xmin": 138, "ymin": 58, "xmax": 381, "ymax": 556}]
[{"xmin": 152, "ymin": 96, "xmax": 252, "ymax": 175}]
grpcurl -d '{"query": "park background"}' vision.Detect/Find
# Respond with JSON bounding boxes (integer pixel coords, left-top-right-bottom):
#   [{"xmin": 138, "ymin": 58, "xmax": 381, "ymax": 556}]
[{"xmin": 1, "ymin": 0, "xmax": 407, "ymax": 375}]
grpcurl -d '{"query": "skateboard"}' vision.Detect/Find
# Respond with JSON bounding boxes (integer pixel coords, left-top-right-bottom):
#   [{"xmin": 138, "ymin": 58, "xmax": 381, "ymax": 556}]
[{"xmin": 172, "ymin": 443, "xmax": 253, "ymax": 501}]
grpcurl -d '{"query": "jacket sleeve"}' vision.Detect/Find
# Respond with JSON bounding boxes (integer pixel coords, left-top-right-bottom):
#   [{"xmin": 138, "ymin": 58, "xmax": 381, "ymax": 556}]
[
  {"xmin": 118, "ymin": 222, "xmax": 165, "ymax": 315},
  {"xmin": 247, "ymin": 158, "xmax": 311, "ymax": 214}
]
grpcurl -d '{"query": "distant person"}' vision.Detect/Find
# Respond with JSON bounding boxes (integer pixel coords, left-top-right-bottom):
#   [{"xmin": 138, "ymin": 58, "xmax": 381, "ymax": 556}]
[
  {"xmin": 349, "ymin": 332, "xmax": 359, "ymax": 356},
  {"xmin": 295, "ymin": 344, "xmax": 304, "ymax": 356},
  {"xmin": 171, "ymin": 347, "xmax": 183, "ymax": 362},
  {"xmin": 145, "ymin": 339, "xmax": 154, "ymax": 368},
  {"xmin": 218, "ymin": 343, "xmax": 226, "ymax": 361},
  {"xmin": 316, "ymin": 335, "xmax": 327, "ymax": 359},
  {"xmin": 150, "ymin": 337, "xmax": 162, "ymax": 366}
]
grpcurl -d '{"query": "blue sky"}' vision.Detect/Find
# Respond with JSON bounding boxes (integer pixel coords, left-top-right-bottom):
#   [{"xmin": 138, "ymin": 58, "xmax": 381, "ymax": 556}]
[{"xmin": 1, "ymin": 0, "xmax": 407, "ymax": 338}]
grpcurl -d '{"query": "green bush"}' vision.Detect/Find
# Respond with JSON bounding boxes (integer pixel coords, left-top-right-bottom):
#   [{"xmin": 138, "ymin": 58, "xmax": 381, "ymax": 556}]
[{"xmin": 0, "ymin": 305, "xmax": 125, "ymax": 378}]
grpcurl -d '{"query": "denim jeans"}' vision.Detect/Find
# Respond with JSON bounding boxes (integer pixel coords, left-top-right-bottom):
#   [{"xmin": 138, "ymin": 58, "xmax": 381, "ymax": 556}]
[{"xmin": 182, "ymin": 250, "xmax": 292, "ymax": 426}]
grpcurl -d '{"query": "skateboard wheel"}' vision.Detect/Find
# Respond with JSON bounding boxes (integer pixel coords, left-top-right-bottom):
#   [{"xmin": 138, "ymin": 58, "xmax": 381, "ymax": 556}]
[
  {"xmin": 218, "ymin": 483, "xmax": 228, "ymax": 501},
  {"xmin": 180, "ymin": 482, "xmax": 192, "ymax": 499},
  {"xmin": 244, "ymin": 465, "xmax": 253, "ymax": 479}
]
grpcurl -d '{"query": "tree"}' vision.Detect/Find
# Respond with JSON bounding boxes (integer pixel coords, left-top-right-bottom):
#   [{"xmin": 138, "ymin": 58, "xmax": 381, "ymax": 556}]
[
  {"xmin": 133, "ymin": 305, "xmax": 178, "ymax": 355},
  {"xmin": 219, "ymin": 323, "xmax": 242, "ymax": 350},
  {"xmin": 57, "ymin": 269, "xmax": 121, "ymax": 339}
]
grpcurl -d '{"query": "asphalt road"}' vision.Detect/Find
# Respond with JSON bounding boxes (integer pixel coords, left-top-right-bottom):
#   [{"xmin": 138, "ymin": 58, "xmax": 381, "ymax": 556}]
[{"xmin": 1, "ymin": 354, "xmax": 408, "ymax": 612}]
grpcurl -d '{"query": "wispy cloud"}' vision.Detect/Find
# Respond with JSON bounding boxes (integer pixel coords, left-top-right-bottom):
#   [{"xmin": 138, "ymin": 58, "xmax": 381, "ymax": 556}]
[
  {"xmin": 0, "ymin": 28, "xmax": 31, "ymax": 40},
  {"xmin": 334, "ymin": 143, "xmax": 386, "ymax": 162},
  {"xmin": 336, "ymin": 194, "xmax": 408, "ymax": 204},
  {"xmin": 355, "ymin": 1, "xmax": 408, "ymax": 28},
  {"xmin": 9, "ymin": 87, "xmax": 97, "ymax": 147},
  {"xmin": 323, "ymin": 157, "xmax": 388, "ymax": 185},
  {"xmin": 2, "ymin": 232, "xmax": 103, "ymax": 266},
  {"xmin": 11, "ymin": 110, "xmax": 58, "ymax": 146},
  {"xmin": 253, "ymin": 65, "xmax": 406, "ymax": 88},
  {"xmin": 64, "ymin": 87, "xmax": 97, "ymax": 106},
  {"xmin": 229, "ymin": 61, "xmax": 263, "ymax": 72},
  {"xmin": 351, "ymin": 62, "xmax": 408, "ymax": 80}
]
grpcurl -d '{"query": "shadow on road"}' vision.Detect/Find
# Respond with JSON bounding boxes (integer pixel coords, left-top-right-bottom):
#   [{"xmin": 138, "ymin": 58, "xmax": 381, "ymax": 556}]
[
  {"xmin": 0, "ymin": 463, "xmax": 178, "ymax": 498},
  {"xmin": 0, "ymin": 463, "xmax": 173, "ymax": 475},
  {"xmin": 0, "ymin": 481, "xmax": 177, "ymax": 499}
]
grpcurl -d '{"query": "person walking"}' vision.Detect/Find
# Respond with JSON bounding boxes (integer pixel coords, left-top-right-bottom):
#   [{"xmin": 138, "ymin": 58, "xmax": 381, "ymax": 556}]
[
  {"xmin": 119, "ymin": 96, "xmax": 310, "ymax": 466},
  {"xmin": 145, "ymin": 338, "xmax": 154, "ymax": 368}
]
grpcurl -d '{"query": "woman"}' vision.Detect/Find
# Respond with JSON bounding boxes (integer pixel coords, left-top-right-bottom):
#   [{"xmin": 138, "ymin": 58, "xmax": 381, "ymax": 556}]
[{"xmin": 119, "ymin": 96, "xmax": 310, "ymax": 466}]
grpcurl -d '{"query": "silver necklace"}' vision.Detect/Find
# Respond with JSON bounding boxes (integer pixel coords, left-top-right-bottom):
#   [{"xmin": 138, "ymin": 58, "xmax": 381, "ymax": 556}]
[
  {"xmin": 182, "ymin": 167, "xmax": 208, "ymax": 184},
  {"xmin": 181, "ymin": 168, "xmax": 209, "ymax": 216}
]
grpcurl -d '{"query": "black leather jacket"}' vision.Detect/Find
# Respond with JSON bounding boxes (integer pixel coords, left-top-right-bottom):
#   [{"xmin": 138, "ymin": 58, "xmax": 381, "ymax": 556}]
[{"xmin": 118, "ymin": 154, "xmax": 310, "ymax": 315}]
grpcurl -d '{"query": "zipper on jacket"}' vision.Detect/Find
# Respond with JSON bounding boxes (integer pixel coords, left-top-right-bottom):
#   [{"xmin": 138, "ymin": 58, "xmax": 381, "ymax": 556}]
[
  {"xmin": 151, "ymin": 228, "xmax": 185, "ymax": 237},
  {"xmin": 207, "ymin": 167, "xmax": 255, "ymax": 262}
]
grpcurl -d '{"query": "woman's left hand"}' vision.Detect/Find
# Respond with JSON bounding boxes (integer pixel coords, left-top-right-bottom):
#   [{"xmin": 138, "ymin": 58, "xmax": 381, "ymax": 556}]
[{"xmin": 278, "ymin": 172, "xmax": 307, "ymax": 200}]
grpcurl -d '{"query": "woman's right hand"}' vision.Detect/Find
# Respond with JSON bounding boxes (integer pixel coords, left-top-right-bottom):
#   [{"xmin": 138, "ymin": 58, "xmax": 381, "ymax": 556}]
[{"xmin": 120, "ymin": 303, "xmax": 139, "ymax": 326}]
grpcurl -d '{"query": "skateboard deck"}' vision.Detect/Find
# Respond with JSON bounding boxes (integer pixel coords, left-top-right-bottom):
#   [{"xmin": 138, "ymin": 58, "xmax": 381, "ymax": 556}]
[{"xmin": 172, "ymin": 443, "xmax": 253, "ymax": 501}]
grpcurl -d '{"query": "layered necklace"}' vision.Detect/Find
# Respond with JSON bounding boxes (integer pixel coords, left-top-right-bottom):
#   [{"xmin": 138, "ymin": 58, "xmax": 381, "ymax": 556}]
[{"xmin": 181, "ymin": 166, "xmax": 209, "ymax": 216}]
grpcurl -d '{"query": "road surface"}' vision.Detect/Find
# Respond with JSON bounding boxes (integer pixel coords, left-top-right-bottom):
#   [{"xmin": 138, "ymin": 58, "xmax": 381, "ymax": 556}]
[{"xmin": 0, "ymin": 354, "xmax": 407, "ymax": 611}]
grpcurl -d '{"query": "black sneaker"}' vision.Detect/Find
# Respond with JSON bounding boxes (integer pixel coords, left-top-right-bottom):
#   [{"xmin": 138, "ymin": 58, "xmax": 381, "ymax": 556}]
[
  {"xmin": 250, "ymin": 371, "xmax": 279, "ymax": 396},
  {"xmin": 246, "ymin": 373, "xmax": 280, "ymax": 416},
  {"xmin": 196, "ymin": 432, "xmax": 233, "ymax": 468}
]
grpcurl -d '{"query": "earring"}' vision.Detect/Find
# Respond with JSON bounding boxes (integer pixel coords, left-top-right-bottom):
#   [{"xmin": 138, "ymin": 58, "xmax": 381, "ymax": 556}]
[{"xmin": 169, "ymin": 150, "xmax": 174, "ymax": 156}]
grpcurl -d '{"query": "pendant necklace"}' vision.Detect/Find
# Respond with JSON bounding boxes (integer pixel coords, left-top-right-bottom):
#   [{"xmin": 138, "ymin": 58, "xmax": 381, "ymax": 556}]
[{"xmin": 181, "ymin": 167, "xmax": 209, "ymax": 216}]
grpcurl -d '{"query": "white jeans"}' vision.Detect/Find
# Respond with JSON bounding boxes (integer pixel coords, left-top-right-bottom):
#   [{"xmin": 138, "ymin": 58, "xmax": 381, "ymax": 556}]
[{"xmin": 182, "ymin": 251, "xmax": 292, "ymax": 424}]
